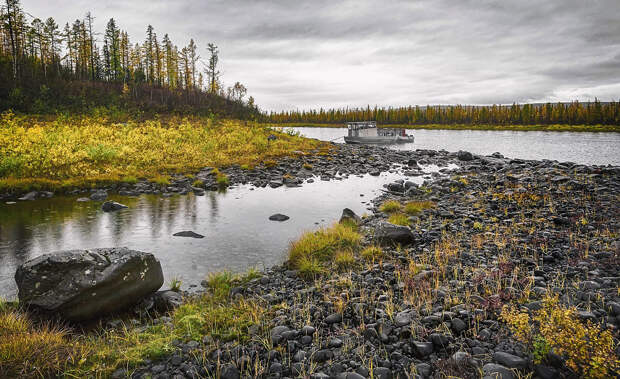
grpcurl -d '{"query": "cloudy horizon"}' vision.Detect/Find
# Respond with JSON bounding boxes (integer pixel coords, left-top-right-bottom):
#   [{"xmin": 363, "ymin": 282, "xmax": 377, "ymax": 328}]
[{"xmin": 22, "ymin": 0, "xmax": 620, "ymax": 111}]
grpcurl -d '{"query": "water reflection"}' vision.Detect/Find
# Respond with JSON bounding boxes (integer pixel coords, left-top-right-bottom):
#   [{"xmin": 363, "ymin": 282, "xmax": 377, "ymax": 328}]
[
  {"xmin": 292, "ymin": 127, "xmax": 620, "ymax": 166},
  {"xmin": 1, "ymin": 170, "xmax": 441, "ymax": 299}
]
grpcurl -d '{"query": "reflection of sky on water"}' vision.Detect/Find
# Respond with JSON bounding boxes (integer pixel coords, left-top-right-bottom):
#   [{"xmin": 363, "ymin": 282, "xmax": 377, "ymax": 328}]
[{"xmin": 1, "ymin": 167, "xmax": 451, "ymax": 299}]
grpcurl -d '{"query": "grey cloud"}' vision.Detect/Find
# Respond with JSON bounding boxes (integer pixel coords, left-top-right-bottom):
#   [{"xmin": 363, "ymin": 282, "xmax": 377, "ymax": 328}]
[{"xmin": 21, "ymin": 0, "xmax": 620, "ymax": 110}]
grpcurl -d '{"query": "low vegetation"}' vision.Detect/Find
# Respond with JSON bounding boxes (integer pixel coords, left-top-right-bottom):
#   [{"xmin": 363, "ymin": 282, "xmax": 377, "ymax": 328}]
[
  {"xmin": 501, "ymin": 295, "xmax": 619, "ymax": 378},
  {"xmin": 0, "ymin": 112, "xmax": 327, "ymax": 193},
  {"xmin": 0, "ymin": 268, "xmax": 268, "ymax": 378},
  {"xmin": 288, "ymin": 223, "xmax": 362, "ymax": 278}
]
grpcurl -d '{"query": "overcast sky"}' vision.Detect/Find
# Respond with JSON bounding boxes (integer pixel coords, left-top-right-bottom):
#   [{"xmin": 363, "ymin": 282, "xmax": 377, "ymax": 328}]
[{"xmin": 22, "ymin": 0, "xmax": 620, "ymax": 111}]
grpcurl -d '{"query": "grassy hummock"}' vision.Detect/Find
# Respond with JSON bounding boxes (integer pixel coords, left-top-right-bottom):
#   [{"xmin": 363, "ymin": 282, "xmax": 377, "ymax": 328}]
[
  {"xmin": 288, "ymin": 223, "xmax": 362, "ymax": 278},
  {"xmin": 0, "ymin": 112, "xmax": 327, "ymax": 194}
]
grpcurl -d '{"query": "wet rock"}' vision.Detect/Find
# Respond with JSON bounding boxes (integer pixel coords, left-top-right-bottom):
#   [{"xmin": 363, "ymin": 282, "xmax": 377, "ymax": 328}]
[
  {"xmin": 102, "ymin": 201, "xmax": 128, "ymax": 212},
  {"xmin": 374, "ymin": 222, "xmax": 415, "ymax": 245},
  {"xmin": 269, "ymin": 213, "xmax": 290, "ymax": 221},
  {"xmin": 173, "ymin": 231, "xmax": 205, "ymax": 238},
  {"xmin": 15, "ymin": 248, "xmax": 164, "ymax": 321},
  {"xmin": 340, "ymin": 208, "xmax": 362, "ymax": 225},
  {"xmin": 18, "ymin": 191, "xmax": 37, "ymax": 201},
  {"xmin": 90, "ymin": 190, "xmax": 108, "ymax": 201}
]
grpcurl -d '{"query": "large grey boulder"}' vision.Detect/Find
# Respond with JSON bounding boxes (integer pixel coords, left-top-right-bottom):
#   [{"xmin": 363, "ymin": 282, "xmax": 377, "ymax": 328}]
[
  {"xmin": 374, "ymin": 222, "xmax": 415, "ymax": 245},
  {"xmin": 15, "ymin": 248, "xmax": 164, "ymax": 321}
]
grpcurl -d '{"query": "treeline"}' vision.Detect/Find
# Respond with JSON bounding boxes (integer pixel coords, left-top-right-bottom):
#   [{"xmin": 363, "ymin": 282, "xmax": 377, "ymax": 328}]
[
  {"xmin": 0, "ymin": 0, "xmax": 258, "ymax": 117},
  {"xmin": 269, "ymin": 101, "xmax": 620, "ymax": 126}
]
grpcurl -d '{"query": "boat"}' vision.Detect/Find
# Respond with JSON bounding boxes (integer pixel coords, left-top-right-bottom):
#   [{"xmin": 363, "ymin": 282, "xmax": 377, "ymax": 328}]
[{"xmin": 343, "ymin": 121, "xmax": 414, "ymax": 144}]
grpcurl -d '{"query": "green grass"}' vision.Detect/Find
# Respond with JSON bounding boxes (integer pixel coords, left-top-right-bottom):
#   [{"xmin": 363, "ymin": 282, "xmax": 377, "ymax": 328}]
[
  {"xmin": 361, "ymin": 246, "xmax": 383, "ymax": 262},
  {"xmin": 267, "ymin": 122, "xmax": 620, "ymax": 133},
  {"xmin": 1, "ymin": 267, "xmax": 267, "ymax": 378},
  {"xmin": 379, "ymin": 200, "xmax": 402, "ymax": 213},
  {"xmin": 0, "ymin": 114, "xmax": 328, "ymax": 194},
  {"xmin": 192, "ymin": 179, "xmax": 204, "ymax": 188},
  {"xmin": 334, "ymin": 249, "xmax": 355, "ymax": 270},
  {"xmin": 288, "ymin": 223, "xmax": 361, "ymax": 276},
  {"xmin": 151, "ymin": 175, "xmax": 170, "ymax": 186},
  {"xmin": 404, "ymin": 200, "xmax": 435, "ymax": 215},
  {"xmin": 388, "ymin": 213, "xmax": 410, "ymax": 226}
]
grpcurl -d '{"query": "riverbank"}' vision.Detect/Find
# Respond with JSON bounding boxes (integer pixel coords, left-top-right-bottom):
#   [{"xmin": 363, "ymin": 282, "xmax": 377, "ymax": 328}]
[
  {"xmin": 271, "ymin": 122, "xmax": 620, "ymax": 133},
  {"xmin": 2, "ymin": 145, "xmax": 619, "ymax": 378},
  {"xmin": 0, "ymin": 113, "xmax": 327, "ymax": 195}
]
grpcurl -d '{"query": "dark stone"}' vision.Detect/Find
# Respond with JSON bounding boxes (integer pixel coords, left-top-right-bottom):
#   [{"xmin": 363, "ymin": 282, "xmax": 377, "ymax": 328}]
[
  {"xmin": 152, "ymin": 290, "xmax": 183, "ymax": 311},
  {"xmin": 374, "ymin": 222, "xmax": 415, "ymax": 245},
  {"xmin": 102, "ymin": 201, "xmax": 128, "ymax": 212},
  {"xmin": 269, "ymin": 213, "xmax": 290, "ymax": 221},
  {"xmin": 482, "ymin": 363, "xmax": 514, "ymax": 379},
  {"xmin": 15, "ymin": 248, "xmax": 164, "ymax": 321},
  {"xmin": 457, "ymin": 151, "xmax": 474, "ymax": 161},
  {"xmin": 220, "ymin": 364, "xmax": 240, "ymax": 379},
  {"xmin": 173, "ymin": 231, "xmax": 205, "ymax": 238},
  {"xmin": 412, "ymin": 341, "xmax": 433, "ymax": 357},
  {"xmin": 325, "ymin": 313, "xmax": 342, "ymax": 324},
  {"xmin": 340, "ymin": 208, "xmax": 362, "ymax": 225},
  {"xmin": 90, "ymin": 190, "xmax": 108, "ymax": 201},
  {"xmin": 493, "ymin": 351, "xmax": 527, "ymax": 369},
  {"xmin": 313, "ymin": 349, "xmax": 334, "ymax": 362}
]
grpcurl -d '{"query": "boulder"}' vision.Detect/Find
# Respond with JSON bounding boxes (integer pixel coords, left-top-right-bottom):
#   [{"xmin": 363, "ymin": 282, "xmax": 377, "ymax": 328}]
[
  {"xmin": 457, "ymin": 150, "xmax": 474, "ymax": 161},
  {"xmin": 102, "ymin": 201, "xmax": 128, "ymax": 212},
  {"xmin": 173, "ymin": 231, "xmax": 205, "ymax": 238},
  {"xmin": 339, "ymin": 208, "xmax": 362, "ymax": 225},
  {"xmin": 374, "ymin": 222, "xmax": 415, "ymax": 245},
  {"xmin": 15, "ymin": 248, "xmax": 164, "ymax": 321},
  {"xmin": 269, "ymin": 213, "xmax": 290, "ymax": 221}
]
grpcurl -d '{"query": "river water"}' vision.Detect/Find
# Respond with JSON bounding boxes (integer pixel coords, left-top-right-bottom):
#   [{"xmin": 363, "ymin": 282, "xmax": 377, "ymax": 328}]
[
  {"xmin": 2, "ymin": 127, "xmax": 617, "ymax": 299},
  {"xmin": 290, "ymin": 127, "xmax": 620, "ymax": 166},
  {"xmin": 1, "ymin": 167, "xmax": 455, "ymax": 299}
]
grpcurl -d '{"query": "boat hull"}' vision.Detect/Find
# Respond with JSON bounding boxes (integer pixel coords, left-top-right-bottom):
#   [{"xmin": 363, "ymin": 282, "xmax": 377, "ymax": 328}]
[{"xmin": 344, "ymin": 136, "xmax": 414, "ymax": 144}]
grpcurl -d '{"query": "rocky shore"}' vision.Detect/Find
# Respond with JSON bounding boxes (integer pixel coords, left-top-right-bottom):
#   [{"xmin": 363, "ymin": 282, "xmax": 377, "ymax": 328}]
[
  {"xmin": 114, "ymin": 146, "xmax": 619, "ymax": 378},
  {"xmin": 6, "ymin": 143, "xmax": 620, "ymax": 378}
]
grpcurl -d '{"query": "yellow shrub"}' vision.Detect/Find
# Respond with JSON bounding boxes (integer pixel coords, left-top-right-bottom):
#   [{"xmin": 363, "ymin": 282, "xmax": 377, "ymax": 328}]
[
  {"xmin": 0, "ymin": 115, "xmax": 326, "ymax": 191},
  {"xmin": 501, "ymin": 295, "xmax": 619, "ymax": 378}
]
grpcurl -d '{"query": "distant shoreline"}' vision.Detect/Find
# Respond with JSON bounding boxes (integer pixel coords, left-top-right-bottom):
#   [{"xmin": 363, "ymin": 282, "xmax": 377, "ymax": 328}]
[{"xmin": 269, "ymin": 122, "xmax": 620, "ymax": 133}]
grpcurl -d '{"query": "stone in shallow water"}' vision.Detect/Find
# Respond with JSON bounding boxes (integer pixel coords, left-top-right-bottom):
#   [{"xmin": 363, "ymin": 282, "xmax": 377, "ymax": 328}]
[
  {"xmin": 15, "ymin": 247, "xmax": 163, "ymax": 321},
  {"xmin": 102, "ymin": 201, "xmax": 128, "ymax": 212},
  {"xmin": 173, "ymin": 230, "xmax": 205, "ymax": 238},
  {"xmin": 269, "ymin": 213, "xmax": 290, "ymax": 221}
]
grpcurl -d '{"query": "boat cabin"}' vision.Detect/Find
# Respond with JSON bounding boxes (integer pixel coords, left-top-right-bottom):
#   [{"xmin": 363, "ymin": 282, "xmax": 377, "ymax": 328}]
[{"xmin": 346, "ymin": 121, "xmax": 407, "ymax": 137}]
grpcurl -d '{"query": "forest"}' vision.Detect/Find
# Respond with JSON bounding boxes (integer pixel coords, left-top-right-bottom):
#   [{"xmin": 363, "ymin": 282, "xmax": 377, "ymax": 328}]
[
  {"xmin": 0, "ymin": 0, "xmax": 259, "ymax": 118},
  {"xmin": 268, "ymin": 101, "xmax": 620, "ymax": 127}
]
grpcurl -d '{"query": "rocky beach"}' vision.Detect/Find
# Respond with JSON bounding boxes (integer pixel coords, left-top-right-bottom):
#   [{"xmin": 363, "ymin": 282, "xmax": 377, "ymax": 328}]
[{"xmin": 10, "ymin": 143, "xmax": 617, "ymax": 378}]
